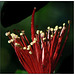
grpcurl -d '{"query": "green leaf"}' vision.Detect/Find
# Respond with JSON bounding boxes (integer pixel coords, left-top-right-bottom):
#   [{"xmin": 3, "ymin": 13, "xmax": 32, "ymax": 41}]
[{"xmin": 15, "ymin": 70, "xmax": 28, "ymax": 74}]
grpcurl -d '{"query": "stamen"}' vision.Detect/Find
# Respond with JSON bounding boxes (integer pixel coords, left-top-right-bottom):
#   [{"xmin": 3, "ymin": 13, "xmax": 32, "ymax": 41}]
[
  {"xmin": 34, "ymin": 38, "xmax": 37, "ymax": 41},
  {"xmin": 34, "ymin": 7, "xmax": 36, "ymax": 9},
  {"xmin": 40, "ymin": 31, "xmax": 43, "ymax": 34},
  {"xmin": 43, "ymin": 37, "xmax": 46, "ymax": 41},
  {"xmin": 50, "ymin": 28, "xmax": 53, "ymax": 32},
  {"xmin": 11, "ymin": 33, "xmax": 17, "ymax": 39},
  {"xmin": 11, "ymin": 33, "xmax": 15, "ymax": 36},
  {"xmin": 10, "ymin": 39, "xmax": 14, "ymax": 42},
  {"xmin": 20, "ymin": 33, "xmax": 23, "ymax": 36},
  {"xmin": 29, "ymin": 51, "xmax": 32, "ymax": 54},
  {"xmin": 28, "ymin": 45, "xmax": 31, "ymax": 48},
  {"xmin": 41, "ymin": 33, "xmax": 45, "ymax": 37},
  {"xmin": 55, "ymin": 26, "xmax": 58, "ymax": 30},
  {"xmin": 47, "ymin": 26, "xmax": 50, "ymax": 30},
  {"xmin": 63, "ymin": 26, "xmax": 66, "ymax": 30},
  {"xmin": 63, "ymin": 23, "xmax": 65, "ymax": 27},
  {"xmin": 51, "ymin": 34, "xmax": 53, "ymax": 38},
  {"xmin": 8, "ymin": 40, "xmax": 12, "ymax": 43},
  {"xmin": 54, "ymin": 28, "xmax": 56, "ymax": 31},
  {"xmin": 33, "ymin": 40, "xmax": 36, "ymax": 44},
  {"xmin": 36, "ymin": 30, "xmax": 39, "ymax": 34},
  {"xmin": 27, "ymin": 47, "xmax": 30, "ymax": 50},
  {"xmin": 68, "ymin": 20, "xmax": 70, "ymax": 24},
  {"xmin": 30, "ymin": 42, "xmax": 34, "ymax": 45},
  {"xmin": 59, "ymin": 26, "xmax": 62, "ymax": 30},
  {"xmin": 23, "ymin": 47, "xmax": 26, "ymax": 50},
  {"xmin": 15, "ymin": 43, "xmax": 20, "ymax": 46},
  {"xmin": 5, "ymin": 32, "xmax": 10, "ymax": 36},
  {"xmin": 15, "ymin": 35, "xmax": 18, "ymax": 38}
]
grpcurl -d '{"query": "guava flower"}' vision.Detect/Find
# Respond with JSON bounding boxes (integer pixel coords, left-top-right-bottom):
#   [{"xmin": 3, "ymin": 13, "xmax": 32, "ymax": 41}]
[{"xmin": 5, "ymin": 7, "xmax": 70, "ymax": 73}]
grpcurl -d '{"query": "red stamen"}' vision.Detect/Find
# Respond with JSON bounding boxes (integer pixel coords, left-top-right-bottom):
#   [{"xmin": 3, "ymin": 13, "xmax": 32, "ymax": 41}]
[{"xmin": 31, "ymin": 7, "xmax": 36, "ymax": 41}]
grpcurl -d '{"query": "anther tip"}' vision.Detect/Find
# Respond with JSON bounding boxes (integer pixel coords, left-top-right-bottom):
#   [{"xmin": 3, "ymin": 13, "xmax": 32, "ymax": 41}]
[
  {"xmin": 30, "ymin": 42, "xmax": 33, "ymax": 45},
  {"xmin": 41, "ymin": 33, "xmax": 45, "ymax": 37},
  {"xmin": 8, "ymin": 40, "xmax": 11, "ymax": 43},
  {"xmin": 47, "ymin": 26, "xmax": 50, "ymax": 30},
  {"xmin": 29, "ymin": 51, "xmax": 32, "ymax": 54},
  {"xmin": 5, "ymin": 32, "xmax": 10, "ymax": 36},
  {"xmin": 15, "ymin": 43, "xmax": 18, "ymax": 46},
  {"xmin": 63, "ymin": 23, "xmax": 65, "ymax": 26},
  {"xmin": 43, "ymin": 37, "xmax": 46, "ymax": 41},
  {"xmin": 20, "ymin": 33, "xmax": 23, "ymax": 36},
  {"xmin": 59, "ymin": 26, "xmax": 62, "ymax": 30},
  {"xmin": 23, "ymin": 47, "xmax": 26, "ymax": 50},
  {"xmin": 34, "ymin": 7, "xmax": 36, "ymax": 9},
  {"xmin": 27, "ymin": 47, "xmax": 30, "ymax": 50},
  {"xmin": 40, "ymin": 31, "xmax": 43, "ymax": 34},
  {"xmin": 50, "ymin": 28, "xmax": 53, "ymax": 31},
  {"xmin": 68, "ymin": 20, "xmax": 70, "ymax": 24},
  {"xmin": 51, "ymin": 34, "xmax": 53, "ymax": 38},
  {"xmin": 36, "ymin": 30, "xmax": 39, "ymax": 34}
]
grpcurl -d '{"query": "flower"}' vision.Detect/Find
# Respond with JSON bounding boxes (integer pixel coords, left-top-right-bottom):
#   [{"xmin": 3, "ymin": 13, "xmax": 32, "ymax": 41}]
[{"xmin": 5, "ymin": 7, "xmax": 70, "ymax": 73}]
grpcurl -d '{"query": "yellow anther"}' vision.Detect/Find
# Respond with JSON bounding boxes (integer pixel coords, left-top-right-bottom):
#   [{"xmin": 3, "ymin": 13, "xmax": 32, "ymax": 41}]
[
  {"xmin": 51, "ymin": 34, "xmax": 53, "ymax": 38},
  {"xmin": 54, "ymin": 28, "xmax": 56, "ymax": 31},
  {"xmin": 29, "ymin": 51, "xmax": 32, "ymax": 54},
  {"xmin": 43, "ymin": 37, "xmax": 46, "ymax": 41},
  {"xmin": 28, "ymin": 45, "xmax": 31, "ymax": 48},
  {"xmin": 36, "ymin": 30, "xmax": 39, "ymax": 34},
  {"xmin": 15, "ymin": 43, "xmax": 18, "ymax": 46},
  {"xmin": 63, "ymin": 23, "xmax": 65, "ymax": 27},
  {"xmin": 30, "ymin": 42, "xmax": 34, "ymax": 45},
  {"xmin": 11, "ymin": 33, "xmax": 15, "ymax": 36},
  {"xmin": 10, "ymin": 39, "xmax": 14, "ymax": 42},
  {"xmin": 23, "ymin": 47, "xmax": 26, "ymax": 50},
  {"xmin": 68, "ymin": 20, "xmax": 70, "ymax": 24},
  {"xmin": 47, "ymin": 26, "xmax": 50, "ymax": 30},
  {"xmin": 8, "ymin": 40, "xmax": 11, "ymax": 43},
  {"xmin": 27, "ymin": 47, "xmax": 30, "ymax": 50},
  {"xmin": 55, "ymin": 25, "xmax": 58, "ymax": 29},
  {"xmin": 40, "ymin": 31, "xmax": 43, "ymax": 34},
  {"xmin": 15, "ymin": 43, "xmax": 20, "ymax": 46},
  {"xmin": 20, "ymin": 33, "xmax": 23, "ymax": 36},
  {"xmin": 50, "ymin": 28, "xmax": 53, "ymax": 31},
  {"xmin": 34, "ymin": 38, "xmax": 37, "ymax": 41},
  {"xmin": 41, "ymin": 33, "xmax": 45, "ymax": 37},
  {"xmin": 5, "ymin": 32, "xmax": 10, "ymax": 36},
  {"xmin": 15, "ymin": 35, "xmax": 18, "ymax": 38},
  {"xmin": 59, "ymin": 26, "xmax": 62, "ymax": 29},
  {"xmin": 33, "ymin": 40, "xmax": 36, "ymax": 43}
]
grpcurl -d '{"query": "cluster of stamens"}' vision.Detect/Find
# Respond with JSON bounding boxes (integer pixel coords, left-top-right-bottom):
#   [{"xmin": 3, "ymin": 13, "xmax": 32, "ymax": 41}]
[
  {"xmin": 5, "ymin": 22, "xmax": 67, "ymax": 55},
  {"xmin": 5, "ymin": 7, "xmax": 70, "ymax": 73}
]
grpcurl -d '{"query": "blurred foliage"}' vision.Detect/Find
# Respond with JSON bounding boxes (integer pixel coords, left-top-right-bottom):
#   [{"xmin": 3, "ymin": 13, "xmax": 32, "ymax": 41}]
[
  {"xmin": 0, "ymin": 1, "xmax": 74, "ymax": 73},
  {"xmin": 16, "ymin": 70, "xmax": 28, "ymax": 74}
]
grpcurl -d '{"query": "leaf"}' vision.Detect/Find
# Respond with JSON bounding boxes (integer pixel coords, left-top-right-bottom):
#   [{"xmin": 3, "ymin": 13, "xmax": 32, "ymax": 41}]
[{"xmin": 15, "ymin": 70, "xmax": 28, "ymax": 74}]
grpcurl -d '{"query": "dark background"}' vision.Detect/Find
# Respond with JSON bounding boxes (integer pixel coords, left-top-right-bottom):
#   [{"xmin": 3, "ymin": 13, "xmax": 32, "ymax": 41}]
[{"xmin": 0, "ymin": 1, "xmax": 74, "ymax": 74}]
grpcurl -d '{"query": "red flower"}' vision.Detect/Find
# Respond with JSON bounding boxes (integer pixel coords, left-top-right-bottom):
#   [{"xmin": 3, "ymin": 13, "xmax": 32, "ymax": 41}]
[{"xmin": 5, "ymin": 7, "xmax": 70, "ymax": 73}]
